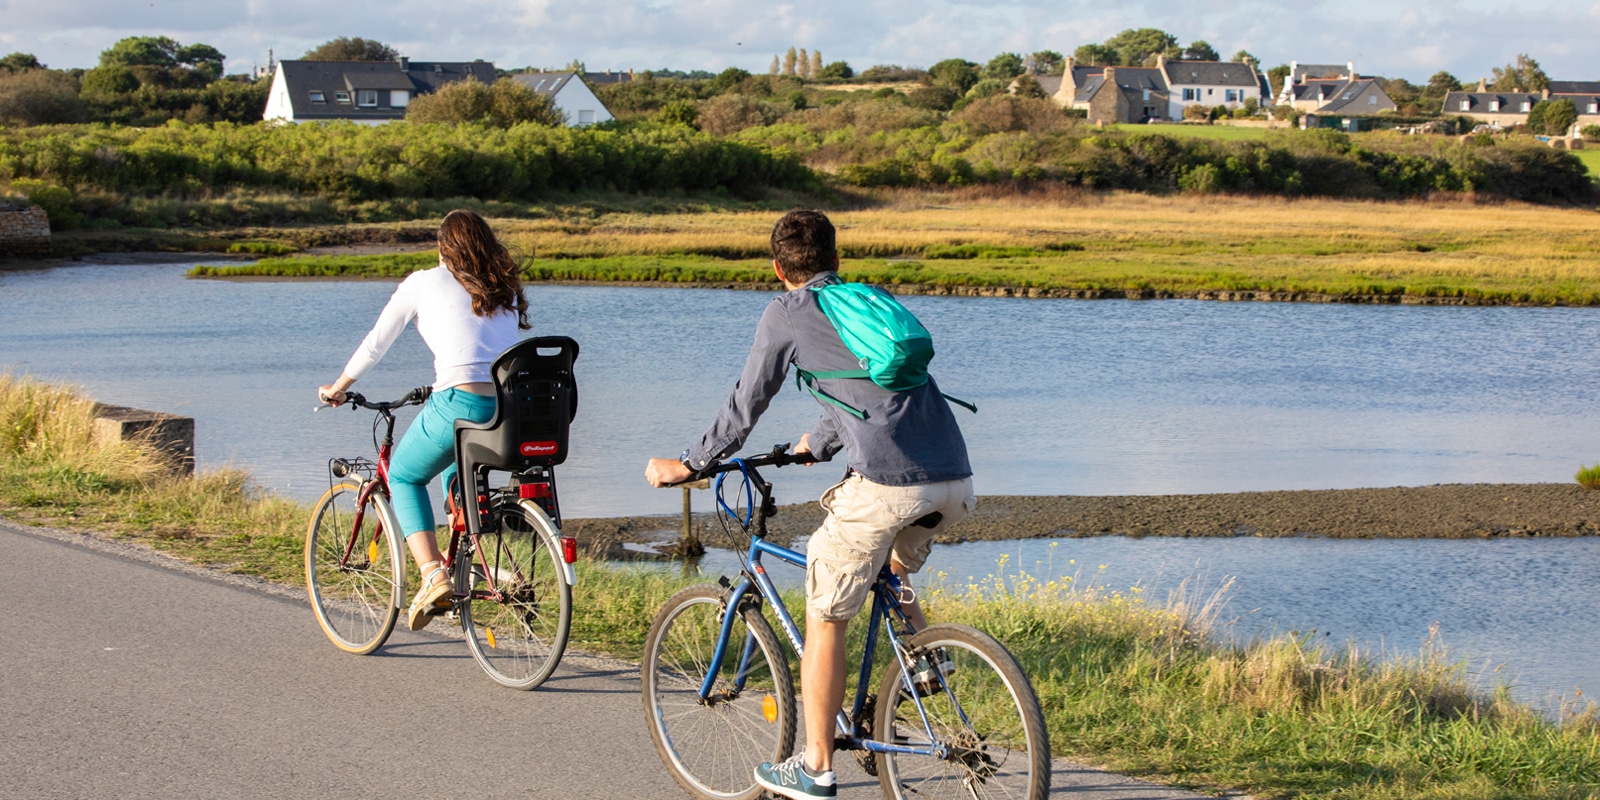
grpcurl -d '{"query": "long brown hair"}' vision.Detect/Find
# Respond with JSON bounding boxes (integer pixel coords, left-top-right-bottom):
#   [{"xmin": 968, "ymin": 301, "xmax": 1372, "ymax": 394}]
[{"xmin": 437, "ymin": 209, "xmax": 531, "ymax": 330}]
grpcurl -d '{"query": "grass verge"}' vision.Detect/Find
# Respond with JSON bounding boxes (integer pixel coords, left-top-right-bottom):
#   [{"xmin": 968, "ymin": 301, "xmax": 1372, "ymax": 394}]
[
  {"xmin": 186, "ymin": 193, "xmax": 1600, "ymax": 306},
  {"xmin": 3, "ymin": 374, "xmax": 1598, "ymax": 799}
]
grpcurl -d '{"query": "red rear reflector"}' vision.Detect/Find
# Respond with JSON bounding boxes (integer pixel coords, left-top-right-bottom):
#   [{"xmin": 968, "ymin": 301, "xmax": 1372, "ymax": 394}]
[
  {"xmin": 520, "ymin": 441, "xmax": 559, "ymax": 456},
  {"xmin": 519, "ymin": 482, "xmax": 552, "ymax": 499},
  {"xmin": 561, "ymin": 536, "xmax": 577, "ymax": 564}
]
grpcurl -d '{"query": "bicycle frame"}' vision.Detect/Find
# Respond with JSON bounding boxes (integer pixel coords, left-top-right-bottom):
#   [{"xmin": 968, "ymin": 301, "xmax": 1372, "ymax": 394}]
[{"xmin": 694, "ymin": 458, "xmax": 962, "ymax": 761}]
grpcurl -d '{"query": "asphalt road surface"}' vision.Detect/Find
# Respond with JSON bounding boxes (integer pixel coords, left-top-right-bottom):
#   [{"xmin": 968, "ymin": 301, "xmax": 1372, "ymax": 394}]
[{"xmin": 0, "ymin": 519, "xmax": 1208, "ymax": 799}]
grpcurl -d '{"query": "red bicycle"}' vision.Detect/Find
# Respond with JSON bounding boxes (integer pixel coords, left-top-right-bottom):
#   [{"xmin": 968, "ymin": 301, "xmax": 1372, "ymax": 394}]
[{"xmin": 304, "ymin": 337, "xmax": 580, "ymax": 690}]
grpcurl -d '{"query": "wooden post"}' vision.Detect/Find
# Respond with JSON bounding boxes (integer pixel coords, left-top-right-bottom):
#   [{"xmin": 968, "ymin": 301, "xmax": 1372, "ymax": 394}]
[
  {"xmin": 92, "ymin": 404, "xmax": 195, "ymax": 474},
  {"xmin": 678, "ymin": 479, "xmax": 710, "ymax": 557}
]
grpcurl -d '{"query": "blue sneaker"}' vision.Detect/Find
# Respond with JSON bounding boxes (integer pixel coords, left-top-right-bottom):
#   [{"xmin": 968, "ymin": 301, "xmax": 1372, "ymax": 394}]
[{"xmin": 755, "ymin": 753, "xmax": 836, "ymax": 799}]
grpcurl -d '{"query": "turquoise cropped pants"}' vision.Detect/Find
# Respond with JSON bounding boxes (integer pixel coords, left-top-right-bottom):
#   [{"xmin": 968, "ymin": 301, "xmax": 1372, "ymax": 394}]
[{"xmin": 389, "ymin": 387, "xmax": 497, "ymax": 537}]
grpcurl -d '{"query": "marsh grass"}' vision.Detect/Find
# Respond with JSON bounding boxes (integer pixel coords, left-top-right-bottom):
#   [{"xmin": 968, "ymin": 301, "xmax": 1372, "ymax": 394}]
[
  {"xmin": 1575, "ymin": 464, "xmax": 1600, "ymax": 489},
  {"xmin": 189, "ymin": 194, "xmax": 1600, "ymax": 306},
  {"xmin": 4, "ymin": 376, "xmax": 1599, "ymax": 799}
]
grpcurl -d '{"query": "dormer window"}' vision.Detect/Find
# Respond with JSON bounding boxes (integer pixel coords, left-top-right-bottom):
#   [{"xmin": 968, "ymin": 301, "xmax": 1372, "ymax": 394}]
[
  {"xmin": 1520, "ymin": 101, "xmax": 1530, "ymax": 112},
  {"xmin": 1589, "ymin": 102, "xmax": 1598, "ymax": 114},
  {"xmin": 335, "ymin": 91, "xmax": 351, "ymax": 104},
  {"xmin": 357, "ymin": 90, "xmax": 378, "ymax": 107},
  {"xmin": 1489, "ymin": 99, "xmax": 1500, "ymax": 111},
  {"xmin": 1460, "ymin": 99, "xmax": 1470, "ymax": 111},
  {"xmin": 309, "ymin": 91, "xmax": 325, "ymax": 103}
]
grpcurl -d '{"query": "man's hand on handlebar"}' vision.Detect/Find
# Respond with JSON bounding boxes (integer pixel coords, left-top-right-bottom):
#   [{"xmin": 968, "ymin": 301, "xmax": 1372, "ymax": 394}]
[{"xmin": 645, "ymin": 457, "xmax": 692, "ymax": 488}]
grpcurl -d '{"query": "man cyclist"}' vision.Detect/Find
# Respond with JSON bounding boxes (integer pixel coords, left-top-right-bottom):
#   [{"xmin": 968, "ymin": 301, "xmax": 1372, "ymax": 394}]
[{"xmin": 645, "ymin": 209, "xmax": 975, "ymax": 800}]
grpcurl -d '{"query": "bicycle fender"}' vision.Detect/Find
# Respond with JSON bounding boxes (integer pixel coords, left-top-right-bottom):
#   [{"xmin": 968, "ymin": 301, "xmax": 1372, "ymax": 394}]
[
  {"xmin": 518, "ymin": 499, "xmax": 577, "ymax": 587},
  {"xmin": 367, "ymin": 487, "xmax": 408, "ymax": 610}
]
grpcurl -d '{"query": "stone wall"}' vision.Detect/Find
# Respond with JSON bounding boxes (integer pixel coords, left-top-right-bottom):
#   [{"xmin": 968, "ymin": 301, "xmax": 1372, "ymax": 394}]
[{"xmin": 0, "ymin": 203, "xmax": 51, "ymax": 257}]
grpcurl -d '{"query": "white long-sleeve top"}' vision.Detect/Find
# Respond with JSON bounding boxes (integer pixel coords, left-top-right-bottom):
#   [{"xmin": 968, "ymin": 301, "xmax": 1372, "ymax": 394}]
[{"xmin": 343, "ymin": 265, "xmax": 523, "ymax": 390}]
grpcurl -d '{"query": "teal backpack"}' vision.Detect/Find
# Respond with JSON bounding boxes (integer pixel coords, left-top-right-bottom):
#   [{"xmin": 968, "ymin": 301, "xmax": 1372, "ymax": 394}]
[{"xmin": 796, "ymin": 282, "xmax": 976, "ymax": 419}]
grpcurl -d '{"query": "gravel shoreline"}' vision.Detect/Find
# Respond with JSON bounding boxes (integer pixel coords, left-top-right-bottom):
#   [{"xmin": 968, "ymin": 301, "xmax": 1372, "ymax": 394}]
[{"xmin": 565, "ymin": 483, "xmax": 1600, "ymax": 556}]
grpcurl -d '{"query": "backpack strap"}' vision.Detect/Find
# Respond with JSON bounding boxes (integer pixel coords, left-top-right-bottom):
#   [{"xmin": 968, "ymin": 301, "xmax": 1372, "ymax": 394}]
[
  {"xmin": 942, "ymin": 393, "xmax": 978, "ymax": 413},
  {"xmin": 796, "ymin": 368, "xmax": 868, "ymax": 419}
]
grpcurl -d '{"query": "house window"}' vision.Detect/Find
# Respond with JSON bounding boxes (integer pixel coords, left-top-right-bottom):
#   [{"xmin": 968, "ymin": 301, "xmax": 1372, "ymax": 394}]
[
  {"xmin": 357, "ymin": 90, "xmax": 378, "ymax": 107},
  {"xmin": 1589, "ymin": 103, "xmax": 1598, "ymax": 114},
  {"xmin": 1520, "ymin": 101, "xmax": 1530, "ymax": 112},
  {"xmin": 1225, "ymin": 89, "xmax": 1237, "ymax": 102},
  {"xmin": 1488, "ymin": 99, "xmax": 1499, "ymax": 111},
  {"xmin": 1182, "ymin": 88, "xmax": 1197, "ymax": 101},
  {"xmin": 335, "ymin": 91, "xmax": 351, "ymax": 104},
  {"xmin": 309, "ymin": 91, "xmax": 325, "ymax": 103},
  {"xmin": 1460, "ymin": 99, "xmax": 1470, "ymax": 111},
  {"xmin": 1143, "ymin": 88, "xmax": 1151, "ymax": 101},
  {"xmin": 578, "ymin": 109, "xmax": 595, "ymax": 125},
  {"xmin": 1206, "ymin": 88, "xmax": 1213, "ymax": 96},
  {"xmin": 1369, "ymin": 95, "xmax": 1377, "ymax": 105},
  {"xmin": 390, "ymin": 90, "xmax": 410, "ymax": 107}
]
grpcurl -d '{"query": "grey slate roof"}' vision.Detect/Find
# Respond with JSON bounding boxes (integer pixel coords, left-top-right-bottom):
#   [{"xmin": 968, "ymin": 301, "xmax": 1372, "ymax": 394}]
[
  {"xmin": 1315, "ymin": 79, "xmax": 1395, "ymax": 114},
  {"xmin": 277, "ymin": 60, "xmax": 496, "ymax": 121},
  {"xmin": 1550, "ymin": 80, "xmax": 1600, "ymax": 95},
  {"xmin": 1163, "ymin": 61, "xmax": 1257, "ymax": 87},
  {"xmin": 1032, "ymin": 75, "xmax": 1064, "ymax": 96},
  {"xmin": 1291, "ymin": 64, "xmax": 1349, "ymax": 83},
  {"xmin": 509, "ymin": 72, "xmax": 578, "ymax": 98},
  {"xmin": 1442, "ymin": 91, "xmax": 1543, "ymax": 115}
]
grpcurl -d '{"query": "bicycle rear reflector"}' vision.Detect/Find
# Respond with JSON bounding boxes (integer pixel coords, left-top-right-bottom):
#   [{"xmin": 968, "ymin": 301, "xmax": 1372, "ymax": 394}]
[
  {"xmin": 562, "ymin": 536, "xmax": 577, "ymax": 564},
  {"xmin": 518, "ymin": 482, "xmax": 553, "ymax": 499}
]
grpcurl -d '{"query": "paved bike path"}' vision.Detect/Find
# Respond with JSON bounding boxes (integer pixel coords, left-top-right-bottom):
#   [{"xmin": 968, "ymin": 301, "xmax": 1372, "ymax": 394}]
[{"xmin": 0, "ymin": 520, "xmax": 1210, "ymax": 799}]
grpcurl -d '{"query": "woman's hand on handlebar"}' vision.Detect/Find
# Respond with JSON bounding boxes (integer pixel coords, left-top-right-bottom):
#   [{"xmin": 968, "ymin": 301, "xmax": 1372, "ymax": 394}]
[
  {"xmin": 645, "ymin": 457, "xmax": 692, "ymax": 488},
  {"xmin": 317, "ymin": 383, "xmax": 347, "ymax": 407}
]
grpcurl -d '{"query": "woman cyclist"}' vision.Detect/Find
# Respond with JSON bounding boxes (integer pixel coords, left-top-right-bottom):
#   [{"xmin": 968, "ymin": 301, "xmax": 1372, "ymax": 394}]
[{"xmin": 317, "ymin": 209, "xmax": 531, "ymax": 631}]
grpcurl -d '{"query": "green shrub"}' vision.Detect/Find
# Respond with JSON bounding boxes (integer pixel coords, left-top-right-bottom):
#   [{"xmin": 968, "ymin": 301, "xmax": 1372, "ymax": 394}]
[
  {"xmin": 1576, "ymin": 463, "xmax": 1600, "ymax": 489},
  {"xmin": 7, "ymin": 177, "xmax": 80, "ymax": 229}
]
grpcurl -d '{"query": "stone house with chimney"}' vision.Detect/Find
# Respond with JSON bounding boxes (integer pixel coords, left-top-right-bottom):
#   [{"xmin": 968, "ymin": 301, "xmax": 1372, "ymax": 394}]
[
  {"xmin": 1042, "ymin": 54, "xmax": 1261, "ymax": 124},
  {"xmin": 263, "ymin": 58, "xmax": 497, "ymax": 124},
  {"xmin": 1277, "ymin": 61, "xmax": 1396, "ymax": 118},
  {"xmin": 1443, "ymin": 79, "xmax": 1600, "ymax": 131}
]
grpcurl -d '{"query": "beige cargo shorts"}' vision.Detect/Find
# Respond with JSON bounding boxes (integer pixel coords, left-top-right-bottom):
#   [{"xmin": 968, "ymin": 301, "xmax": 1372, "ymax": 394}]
[{"xmin": 804, "ymin": 473, "xmax": 976, "ymax": 621}]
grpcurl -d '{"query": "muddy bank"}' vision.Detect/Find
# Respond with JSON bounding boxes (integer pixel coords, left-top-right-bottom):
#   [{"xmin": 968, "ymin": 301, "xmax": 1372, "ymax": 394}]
[{"xmin": 564, "ymin": 483, "xmax": 1600, "ymax": 558}]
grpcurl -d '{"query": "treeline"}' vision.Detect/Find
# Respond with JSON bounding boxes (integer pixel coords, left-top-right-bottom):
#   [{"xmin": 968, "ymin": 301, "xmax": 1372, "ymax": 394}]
[{"xmin": 0, "ymin": 122, "xmax": 813, "ymax": 228}]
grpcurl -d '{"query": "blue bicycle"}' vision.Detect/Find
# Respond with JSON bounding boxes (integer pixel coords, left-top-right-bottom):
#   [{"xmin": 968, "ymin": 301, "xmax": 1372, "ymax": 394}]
[{"xmin": 640, "ymin": 444, "xmax": 1050, "ymax": 800}]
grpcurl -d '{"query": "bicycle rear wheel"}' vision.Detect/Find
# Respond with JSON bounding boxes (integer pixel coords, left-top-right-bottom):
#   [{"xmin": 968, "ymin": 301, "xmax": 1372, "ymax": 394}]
[
  {"xmin": 642, "ymin": 584, "xmax": 796, "ymax": 800},
  {"xmin": 457, "ymin": 500, "xmax": 571, "ymax": 690},
  {"xmin": 873, "ymin": 623, "xmax": 1050, "ymax": 800},
  {"xmin": 305, "ymin": 481, "xmax": 402, "ymax": 655}
]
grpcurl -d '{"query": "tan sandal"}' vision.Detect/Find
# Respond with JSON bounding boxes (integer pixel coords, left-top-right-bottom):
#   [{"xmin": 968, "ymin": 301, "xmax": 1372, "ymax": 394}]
[{"xmin": 407, "ymin": 561, "xmax": 454, "ymax": 631}]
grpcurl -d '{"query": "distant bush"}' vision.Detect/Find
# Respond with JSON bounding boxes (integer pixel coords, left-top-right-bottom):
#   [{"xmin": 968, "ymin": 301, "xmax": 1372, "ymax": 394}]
[
  {"xmin": 1583, "ymin": 124, "xmax": 1600, "ymax": 141},
  {"xmin": 406, "ymin": 78, "xmax": 564, "ymax": 127},
  {"xmin": 0, "ymin": 69, "xmax": 86, "ymax": 126},
  {"xmin": 1577, "ymin": 464, "xmax": 1600, "ymax": 489}
]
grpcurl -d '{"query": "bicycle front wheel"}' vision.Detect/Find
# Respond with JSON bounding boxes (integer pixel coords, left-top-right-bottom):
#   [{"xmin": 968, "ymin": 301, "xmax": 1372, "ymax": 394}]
[
  {"xmin": 305, "ymin": 481, "xmax": 402, "ymax": 655},
  {"xmin": 873, "ymin": 623, "xmax": 1051, "ymax": 800},
  {"xmin": 642, "ymin": 584, "xmax": 796, "ymax": 800},
  {"xmin": 458, "ymin": 500, "xmax": 572, "ymax": 690}
]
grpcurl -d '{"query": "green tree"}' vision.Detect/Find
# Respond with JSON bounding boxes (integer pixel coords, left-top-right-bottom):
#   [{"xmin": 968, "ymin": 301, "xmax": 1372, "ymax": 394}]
[
  {"xmin": 1535, "ymin": 98, "xmax": 1577, "ymax": 135},
  {"xmin": 0, "ymin": 52, "xmax": 43, "ymax": 73},
  {"xmin": 176, "ymin": 43, "xmax": 226, "ymax": 80},
  {"xmin": 1027, "ymin": 50, "xmax": 1064, "ymax": 75},
  {"xmin": 79, "ymin": 65, "xmax": 139, "ymax": 98},
  {"xmin": 1490, "ymin": 53, "xmax": 1548, "ymax": 92},
  {"xmin": 405, "ymin": 77, "xmax": 563, "ymax": 127},
  {"xmin": 1012, "ymin": 74, "xmax": 1048, "ymax": 99},
  {"xmin": 1181, "ymin": 40, "xmax": 1219, "ymax": 61},
  {"xmin": 769, "ymin": 55, "xmax": 780, "ymax": 76},
  {"xmin": 1104, "ymin": 28, "xmax": 1177, "ymax": 65},
  {"xmin": 798, "ymin": 48, "xmax": 809, "ymax": 79},
  {"xmin": 1072, "ymin": 44, "xmax": 1117, "ymax": 66},
  {"xmin": 303, "ymin": 37, "xmax": 399, "ymax": 62},
  {"xmin": 1231, "ymin": 50, "xmax": 1257, "ymax": 64},
  {"xmin": 783, "ymin": 47, "xmax": 798, "ymax": 76},
  {"xmin": 818, "ymin": 61, "xmax": 853, "ymax": 80},
  {"xmin": 983, "ymin": 52, "xmax": 1025, "ymax": 81},
  {"xmin": 0, "ymin": 69, "xmax": 88, "ymax": 125},
  {"xmin": 810, "ymin": 51, "xmax": 822, "ymax": 80},
  {"xmin": 202, "ymin": 76, "xmax": 271, "ymax": 123},
  {"xmin": 708, "ymin": 67, "xmax": 751, "ymax": 94},
  {"xmin": 655, "ymin": 99, "xmax": 699, "ymax": 127},
  {"xmin": 1379, "ymin": 78, "xmax": 1422, "ymax": 114},
  {"xmin": 1421, "ymin": 71, "xmax": 1461, "ymax": 111},
  {"xmin": 928, "ymin": 58, "xmax": 979, "ymax": 93},
  {"xmin": 1267, "ymin": 64, "xmax": 1291, "ymax": 98},
  {"xmin": 100, "ymin": 36, "xmax": 181, "ymax": 68}
]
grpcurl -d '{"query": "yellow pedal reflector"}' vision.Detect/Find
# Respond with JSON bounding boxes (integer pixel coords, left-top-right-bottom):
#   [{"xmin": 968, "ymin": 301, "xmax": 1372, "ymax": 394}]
[
  {"xmin": 367, "ymin": 539, "xmax": 379, "ymax": 563},
  {"xmin": 762, "ymin": 694, "xmax": 778, "ymax": 723},
  {"xmin": 486, "ymin": 628, "xmax": 497, "ymax": 649}
]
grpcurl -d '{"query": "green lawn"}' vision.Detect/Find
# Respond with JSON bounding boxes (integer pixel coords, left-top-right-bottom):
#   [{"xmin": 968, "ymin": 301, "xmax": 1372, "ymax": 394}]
[
  {"xmin": 1569, "ymin": 146, "xmax": 1600, "ymax": 181},
  {"xmin": 1115, "ymin": 123, "xmax": 1272, "ymax": 140}
]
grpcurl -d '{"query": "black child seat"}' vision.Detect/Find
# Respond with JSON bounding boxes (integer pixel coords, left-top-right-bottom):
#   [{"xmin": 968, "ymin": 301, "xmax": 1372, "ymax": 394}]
[{"xmin": 453, "ymin": 336, "xmax": 579, "ymax": 533}]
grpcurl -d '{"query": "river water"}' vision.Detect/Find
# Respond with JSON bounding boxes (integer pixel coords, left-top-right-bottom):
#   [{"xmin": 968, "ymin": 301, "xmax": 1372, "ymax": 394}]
[{"xmin": 2, "ymin": 260, "xmax": 1597, "ymax": 704}]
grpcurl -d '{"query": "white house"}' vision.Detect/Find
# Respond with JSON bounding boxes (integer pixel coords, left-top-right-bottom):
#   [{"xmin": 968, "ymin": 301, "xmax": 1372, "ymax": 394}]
[
  {"xmin": 1158, "ymin": 55, "xmax": 1265, "ymax": 118},
  {"xmin": 508, "ymin": 72, "xmax": 613, "ymax": 126},
  {"xmin": 264, "ymin": 58, "xmax": 497, "ymax": 124}
]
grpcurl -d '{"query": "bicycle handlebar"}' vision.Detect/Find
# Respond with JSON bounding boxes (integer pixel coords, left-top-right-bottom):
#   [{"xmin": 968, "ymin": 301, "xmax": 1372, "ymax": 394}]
[
  {"xmin": 673, "ymin": 442, "xmax": 819, "ymax": 485},
  {"xmin": 341, "ymin": 386, "xmax": 433, "ymax": 413}
]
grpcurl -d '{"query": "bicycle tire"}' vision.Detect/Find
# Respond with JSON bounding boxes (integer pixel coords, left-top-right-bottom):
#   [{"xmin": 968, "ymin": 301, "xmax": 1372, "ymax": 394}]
[
  {"xmin": 458, "ymin": 499, "xmax": 572, "ymax": 690},
  {"xmin": 305, "ymin": 481, "xmax": 403, "ymax": 655},
  {"xmin": 642, "ymin": 584, "xmax": 796, "ymax": 800},
  {"xmin": 873, "ymin": 623, "xmax": 1051, "ymax": 800}
]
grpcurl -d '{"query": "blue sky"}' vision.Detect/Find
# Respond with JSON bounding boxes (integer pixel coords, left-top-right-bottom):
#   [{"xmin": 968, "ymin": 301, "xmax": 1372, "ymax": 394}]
[{"xmin": 0, "ymin": 0, "xmax": 1594, "ymax": 83}]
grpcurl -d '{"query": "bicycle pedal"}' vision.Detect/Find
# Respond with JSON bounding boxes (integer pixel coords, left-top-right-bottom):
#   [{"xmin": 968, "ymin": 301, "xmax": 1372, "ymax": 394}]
[{"xmin": 853, "ymin": 750, "xmax": 879, "ymax": 778}]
